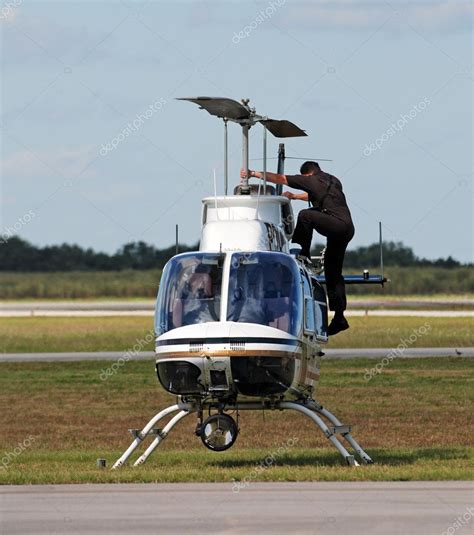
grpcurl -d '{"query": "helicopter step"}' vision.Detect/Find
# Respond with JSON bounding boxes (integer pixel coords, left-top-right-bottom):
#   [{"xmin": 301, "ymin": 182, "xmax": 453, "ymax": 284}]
[
  {"xmin": 112, "ymin": 399, "xmax": 373, "ymax": 469},
  {"xmin": 129, "ymin": 428, "xmax": 164, "ymax": 439},
  {"xmin": 331, "ymin": 425, "xmax": 352, "ymax": 435}
]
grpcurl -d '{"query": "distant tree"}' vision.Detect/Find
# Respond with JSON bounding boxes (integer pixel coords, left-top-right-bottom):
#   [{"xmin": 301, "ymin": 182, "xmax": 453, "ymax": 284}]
[
  {"xmin": 311, "ymin": 240, "xmax": 462, "ymax": 269},
  {"xmin": 343, "ymin": 241, "xmax": 417, "ymax": 268}
]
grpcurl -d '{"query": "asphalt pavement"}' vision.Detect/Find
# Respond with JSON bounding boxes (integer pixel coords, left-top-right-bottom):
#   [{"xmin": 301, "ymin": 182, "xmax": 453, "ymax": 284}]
[
  {"xmin": 1, "ymin": 481, "xmax": 472, "ymax": 535},
  {"xmin": 1, "ymin": 347, "xmax": 473, "ymax": 362},
  {"xmin": 1, "ymin": 299, "xmax": 473, "ymax": 317}
]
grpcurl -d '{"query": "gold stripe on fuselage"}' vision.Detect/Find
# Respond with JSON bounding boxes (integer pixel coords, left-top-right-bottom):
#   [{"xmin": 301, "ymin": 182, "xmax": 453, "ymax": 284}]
[{"xmin": 156, "ymin": 349, "xmax": 302, "ymax": 359}]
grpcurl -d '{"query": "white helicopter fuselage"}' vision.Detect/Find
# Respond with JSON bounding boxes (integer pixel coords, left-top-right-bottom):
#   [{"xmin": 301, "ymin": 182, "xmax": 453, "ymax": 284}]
[{"xmin": 154, "ymin": 190, "xmax": 328, "ymax": 402}]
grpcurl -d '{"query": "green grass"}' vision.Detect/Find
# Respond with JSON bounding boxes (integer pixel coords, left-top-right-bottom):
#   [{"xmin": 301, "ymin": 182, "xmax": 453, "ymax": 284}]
[
  {"xmin": 1, "ymin": 316, "xmax": 472, "ymax": 353},
  {"xmin": 0, "ymin": 317, "xmax": 154, "ymax": 353},
  {"xmin": 0, "ymin": 358, "xmax": 472, "ymax": 483},
  {"xmin": 2, "ymin": 447, "xmax": 472, "ymax": 484},
  {"xmin": 0, "ymin": 266, "xmax": 472, "ymax": 299},
  {"xmin": 0, "ymin": 270, "xmax": 161, "ymax": 299},
  {"xmin": 333, "ymin": 316, "xmax": 474, "ymax": 348}
]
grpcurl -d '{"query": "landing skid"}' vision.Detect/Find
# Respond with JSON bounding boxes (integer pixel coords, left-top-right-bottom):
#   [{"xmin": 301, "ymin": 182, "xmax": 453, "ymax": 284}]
[{"xmin": 112, "ymin": 399, "xmax": 373, "ymax": 469}]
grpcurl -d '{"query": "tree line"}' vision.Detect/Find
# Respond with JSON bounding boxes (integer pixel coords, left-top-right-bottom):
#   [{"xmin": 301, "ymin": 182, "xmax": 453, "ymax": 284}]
[{"xmin": 0, "ymin": 236, "xmax": 466, "ymax": 272}]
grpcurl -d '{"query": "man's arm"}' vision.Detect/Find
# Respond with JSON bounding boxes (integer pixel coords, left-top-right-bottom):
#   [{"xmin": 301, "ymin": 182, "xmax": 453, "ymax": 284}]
[
  {"xmin": 283, "ymin": 191, "xmax": 308, "ymax": 201},
  {"xmin": 240, "ymin": 168, "xmax": 288, "ymax": 185}
]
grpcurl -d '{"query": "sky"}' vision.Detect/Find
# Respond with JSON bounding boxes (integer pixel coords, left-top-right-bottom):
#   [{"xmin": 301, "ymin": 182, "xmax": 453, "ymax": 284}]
[{"xmin": 0, "ymin": 0, "xmax": 472, "ymax": 262}]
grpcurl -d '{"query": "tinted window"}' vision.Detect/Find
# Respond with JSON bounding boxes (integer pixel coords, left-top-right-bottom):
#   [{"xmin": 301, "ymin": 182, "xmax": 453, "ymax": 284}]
[
  {"xmin": 312, "ymin": 278, "xmax": 328, "ymax": 338},
  {"xmin": 227, "ymin": 252, "xmax": 302, "ymax": 336},
  {"xmin": 155, "ymin": 253, "xmax": 223, "ymax": 335}
]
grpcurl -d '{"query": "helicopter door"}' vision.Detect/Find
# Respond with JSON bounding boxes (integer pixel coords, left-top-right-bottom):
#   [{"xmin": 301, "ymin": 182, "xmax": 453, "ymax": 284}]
[{"xmin": 300, "ymin": 273, "xmax": 320, "ymax": 389}]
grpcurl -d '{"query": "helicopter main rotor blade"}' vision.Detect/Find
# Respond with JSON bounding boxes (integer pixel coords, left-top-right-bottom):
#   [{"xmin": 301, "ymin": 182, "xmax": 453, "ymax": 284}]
[
  {"xmin": 176, "ymin": 97, "xmax": 250, "ymax": 121},
  {"xmin": 284, "ymin": 156, "xmax": 332, "ymax": 161},
  {"xmin": 260, "ymin": 119, "xmax": 307, "ymax": 138},
  {"xmin": 250, "ymin": 157, "xmax": 333, "ymax": 162}
]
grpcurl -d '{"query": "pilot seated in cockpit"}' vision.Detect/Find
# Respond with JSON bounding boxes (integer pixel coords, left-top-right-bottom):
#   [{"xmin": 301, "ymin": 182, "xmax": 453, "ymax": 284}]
[{"xmin": 182, "ymin": 269, "xmax": 219, "ymax": 325}]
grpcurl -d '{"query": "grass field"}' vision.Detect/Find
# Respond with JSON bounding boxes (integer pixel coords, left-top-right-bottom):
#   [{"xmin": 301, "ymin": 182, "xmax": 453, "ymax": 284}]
[
  {"xmin": 0, "ymin": 270, "xmax": 161, "ymax": 299},
  {"xmin": 0, "ymin": 358, "xmax": 472, "ymax": 484},
  {"xmin": 0, "ymin": 316, "xmax": 472, "ymax": 353}
]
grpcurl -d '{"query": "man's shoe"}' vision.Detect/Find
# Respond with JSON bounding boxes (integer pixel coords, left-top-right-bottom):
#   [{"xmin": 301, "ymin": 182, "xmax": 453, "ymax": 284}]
[{"xmin": 327, "ymin": 317, "xmax": 349, "ymax": 336}]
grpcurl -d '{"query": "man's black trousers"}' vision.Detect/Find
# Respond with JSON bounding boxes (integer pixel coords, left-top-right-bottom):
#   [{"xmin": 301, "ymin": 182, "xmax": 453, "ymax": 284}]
[{"xmin": 292, "ymin": 208, "xmax": 355, "ymax": 313}]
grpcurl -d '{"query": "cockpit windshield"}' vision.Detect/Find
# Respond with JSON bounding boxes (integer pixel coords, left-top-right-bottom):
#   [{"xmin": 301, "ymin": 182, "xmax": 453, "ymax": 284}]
[
  {"xmin": 155, "ymin": 253, "xmax": 223, "ymax": 335},
  {"xmin": 227, "ymin": 252, "xmax": 302, "ymax": 336}
]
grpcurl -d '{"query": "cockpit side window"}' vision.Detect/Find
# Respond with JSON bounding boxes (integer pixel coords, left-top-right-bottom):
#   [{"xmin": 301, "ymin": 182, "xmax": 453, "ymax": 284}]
[
  {"xmin": 311, "ymin": 277, "xmax": 328, "ymax": 339},
  {"xmin": 155, "ymin": 253, "xmax": 223, "ymax": 335},
  {"xmin": 302, "ymin": 274, "xmax": 316, "ymax": 333}
]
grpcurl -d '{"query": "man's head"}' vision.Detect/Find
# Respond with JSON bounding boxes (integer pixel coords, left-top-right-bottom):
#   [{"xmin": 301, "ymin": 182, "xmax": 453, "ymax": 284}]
[
  {"xmin": 300, "ymin": 161, "xmax": 320, "ymax": 176},
  {"xmin": 189, "ymin": 272, "xmax": 212, "ymax": 298}
]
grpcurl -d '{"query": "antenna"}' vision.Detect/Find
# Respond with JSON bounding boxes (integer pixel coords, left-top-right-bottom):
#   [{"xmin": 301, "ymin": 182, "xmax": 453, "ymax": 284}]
[
  {"xmin": 224, "ymin": 119, "xmax": 228, "ymax": 195},
  {"xmin": 213, "ymin": 168, "xmax": 218, "ymax": 212},
  {"xmin": 241, "ymin": 123, "xmax": 250, "ymax": 193},
  {"xmin": 379, "ymin": 221, "xmax": 384, "ymax": 284},
  {"xmin": 262, "ymin": 123, "xmax": 267, "ymax": 192},
  {"xmin": 276, "ymin": 143, "xmax": 285, "ymax": 195},
  {"xmin": 175, "ymin": 224, "xmax": 179, "ymax": 255},
  {"xmin": 240, "ymin": 98, "xmax": 252, "ymax": 194}
]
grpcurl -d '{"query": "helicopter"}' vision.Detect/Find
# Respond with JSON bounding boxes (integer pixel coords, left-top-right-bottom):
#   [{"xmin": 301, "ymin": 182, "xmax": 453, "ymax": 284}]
[{"xmin": 113, "ymin": 97, "xmax": 387, "ymax": 469}]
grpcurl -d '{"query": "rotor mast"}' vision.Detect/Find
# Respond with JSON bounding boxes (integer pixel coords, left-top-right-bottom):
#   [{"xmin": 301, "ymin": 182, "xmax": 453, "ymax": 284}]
[{"xmin": 176, "ymin": 96, "xmax": 307, "ymax": 194}]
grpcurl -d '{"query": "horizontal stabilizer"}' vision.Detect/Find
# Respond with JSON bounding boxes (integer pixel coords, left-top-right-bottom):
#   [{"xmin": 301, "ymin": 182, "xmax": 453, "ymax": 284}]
[{"xmin": 316, "ymin": 275, "xmax": 388, "ymax": 285}]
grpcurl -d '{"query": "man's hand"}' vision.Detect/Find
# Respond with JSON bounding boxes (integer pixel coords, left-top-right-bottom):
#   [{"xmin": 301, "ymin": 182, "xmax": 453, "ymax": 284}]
[
  {"xmin": 282, "ymin": 191, "xmax": 294, "ymax": 200},
  {"xmin": 240, "ymin": 168, "xmax": 287, "ymax": 185},
  {"xmin": 240, "ymin": 168, "xmax": 252, "ymax": 179}
]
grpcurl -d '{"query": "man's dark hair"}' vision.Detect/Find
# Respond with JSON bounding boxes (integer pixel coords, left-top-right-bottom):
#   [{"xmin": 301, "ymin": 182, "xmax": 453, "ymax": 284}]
[{"xmin": 300, "ymin": 161, "xmax": 320, "ymax": 175}]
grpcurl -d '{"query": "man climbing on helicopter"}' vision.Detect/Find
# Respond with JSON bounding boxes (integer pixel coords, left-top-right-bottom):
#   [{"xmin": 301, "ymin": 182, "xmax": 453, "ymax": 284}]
[{"xmin": 240, "ymin": 161, "xmax": 354, "ymax": 336}]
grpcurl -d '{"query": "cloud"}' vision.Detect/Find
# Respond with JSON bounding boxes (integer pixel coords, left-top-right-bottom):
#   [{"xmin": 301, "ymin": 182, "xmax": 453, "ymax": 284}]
[
  {"xmin": 282, "ymin": 1, "xmax": 473, "ymax": 32},
  {"xmin": 2, "ymin": 146, "xmax": 98, "ymax": 180}
]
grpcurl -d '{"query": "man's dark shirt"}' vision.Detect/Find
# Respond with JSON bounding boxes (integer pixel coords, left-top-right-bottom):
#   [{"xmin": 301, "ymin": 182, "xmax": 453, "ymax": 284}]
[{"xmin": 286, "ymin": 170, "xmax": 353, "ymax": 224}]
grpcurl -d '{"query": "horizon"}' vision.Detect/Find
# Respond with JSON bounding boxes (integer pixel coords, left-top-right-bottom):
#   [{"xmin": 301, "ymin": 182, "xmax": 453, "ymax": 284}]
[{"xmin": 2, "ymin": 233, "xmax": 469, "ymax": 265}]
